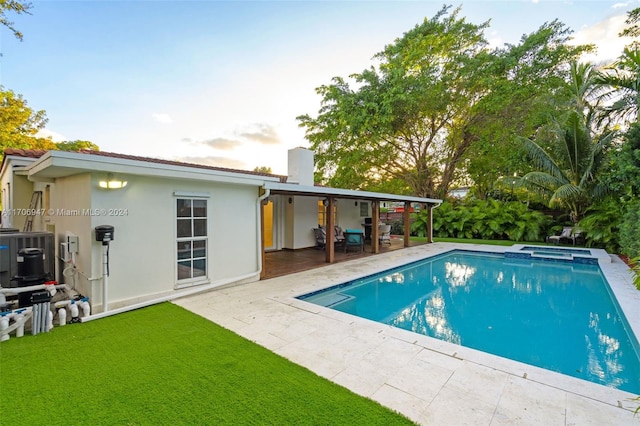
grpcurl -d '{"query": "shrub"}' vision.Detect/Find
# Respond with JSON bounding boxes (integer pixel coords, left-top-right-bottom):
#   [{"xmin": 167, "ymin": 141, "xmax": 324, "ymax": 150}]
[
  {"xmin": 619, "ymin": 199, "xmax": 640, "ymax": 258},
  {"xmin": 578, "ymin": 198, "xmax": 622, "ymax": 253},
  {"xmin": 390, "ymin": 220, "xmax": 404, "ymax": 236},
  {"xmin": 413, "ymin": 199, "xmax": 552, "ymax": 242}
]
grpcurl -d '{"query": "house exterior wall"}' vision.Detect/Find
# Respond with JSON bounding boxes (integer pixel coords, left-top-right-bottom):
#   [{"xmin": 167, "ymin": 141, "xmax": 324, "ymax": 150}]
[
  {"xmin": 47, "ymin": 173, "xmax": 260, "ymax": 310},
  {"xmin": 49, "ymin": 174, "xmax": 94, "ymax": 297},
  {"xmin": 290, "ymin": 197, "xmax": 318, "ymax": 249},
  {"xmin": 1, "ymin": 173, "xmax": 34, "ymax": 230}
]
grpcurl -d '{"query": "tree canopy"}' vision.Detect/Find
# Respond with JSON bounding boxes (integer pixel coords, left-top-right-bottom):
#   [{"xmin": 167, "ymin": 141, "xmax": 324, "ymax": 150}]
[
  {"xmin": 0, "ymin": 86, "xmax": 49, "ymax": 150},
  {"xmin": 0, "ymin": 86, "xmax": 98, "ymax": 159},
  {"xmin": 298, "ymin": 5, "xmax": 588, "ymax": 199}
]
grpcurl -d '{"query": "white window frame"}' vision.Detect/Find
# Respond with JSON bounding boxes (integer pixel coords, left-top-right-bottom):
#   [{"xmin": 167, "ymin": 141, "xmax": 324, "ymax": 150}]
[{"xmin": 175, "ymin": 195, "xmax": 209, "ymax": 288}]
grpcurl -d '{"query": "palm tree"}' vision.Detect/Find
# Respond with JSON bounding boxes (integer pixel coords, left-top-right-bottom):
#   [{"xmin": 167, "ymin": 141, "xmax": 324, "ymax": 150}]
[
  {"xmin": 519, "ymin": 62, "xmax": 618, "ymax": 222},
  {"xmin": 597, "ymin": 47, "xmax": 640, "ymax": 123}
]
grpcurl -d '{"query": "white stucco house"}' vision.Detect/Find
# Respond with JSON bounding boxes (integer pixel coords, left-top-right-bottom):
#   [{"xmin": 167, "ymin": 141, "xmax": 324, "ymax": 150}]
[{"xmin": 1, "ymin": 147, "xmax": 441, "ymax": 316}]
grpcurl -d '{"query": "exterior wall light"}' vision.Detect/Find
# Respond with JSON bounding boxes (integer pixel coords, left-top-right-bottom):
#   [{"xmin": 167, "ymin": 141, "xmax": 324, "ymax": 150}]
[{"xmin": 99, "ymin": 174, "xmax": 128, "ymax": 189}]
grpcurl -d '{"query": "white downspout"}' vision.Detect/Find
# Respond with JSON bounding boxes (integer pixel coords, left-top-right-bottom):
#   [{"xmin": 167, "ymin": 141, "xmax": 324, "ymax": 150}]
[{"xmin": 256, "ymin": 188, "xmax": 270, "ymax": 276}]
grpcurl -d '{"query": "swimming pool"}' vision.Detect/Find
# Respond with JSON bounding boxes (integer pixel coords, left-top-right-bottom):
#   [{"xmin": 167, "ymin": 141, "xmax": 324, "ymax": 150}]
[{"xmin": 297, "ymin": 250, "xmax": 640, "ymax": 394}]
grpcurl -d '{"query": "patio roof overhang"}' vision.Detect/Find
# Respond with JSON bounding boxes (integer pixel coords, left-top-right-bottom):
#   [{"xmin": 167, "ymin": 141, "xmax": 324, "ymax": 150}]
[{"xmin": 262, "ymin": 182, "xmax": 442, "ymax": 205}]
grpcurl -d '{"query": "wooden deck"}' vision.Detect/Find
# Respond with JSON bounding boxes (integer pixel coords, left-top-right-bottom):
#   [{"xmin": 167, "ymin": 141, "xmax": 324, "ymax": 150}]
[{"xmin": 262, "ymin": 237, "xmax": 427, "ymax": 279}]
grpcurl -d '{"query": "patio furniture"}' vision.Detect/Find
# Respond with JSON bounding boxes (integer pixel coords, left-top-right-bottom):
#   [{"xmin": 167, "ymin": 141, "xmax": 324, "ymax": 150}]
[
  {"xmin": 379, "ymin": 224, "xmax": 392, "ymax": 245},
  {"xmin": 562, "ymin": 228, "xmax": 584, "ymax": 246},
  {"xmin": 313, "ymin": 226, "xmax": 346, "ymax": 249},
  {"xmin": 343, "ymin": 229, "xmax": 365, "ymax": 252},
  {"xmin": 546, "ymin": 227, "xmax": 573, "ymax": 245}
]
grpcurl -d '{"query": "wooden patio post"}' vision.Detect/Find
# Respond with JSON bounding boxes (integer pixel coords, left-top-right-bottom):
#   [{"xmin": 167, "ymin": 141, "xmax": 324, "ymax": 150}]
[
  {"xmin": 371, "ymin": 200, "xmax": 380, "ymax": 254},
  {"xmin": 403, "ymin": 201, "xmax": 411, "ymax": 247},
  {"xmin": 325, "ymin": 197, "xmax": 335, "ymax": 263}
]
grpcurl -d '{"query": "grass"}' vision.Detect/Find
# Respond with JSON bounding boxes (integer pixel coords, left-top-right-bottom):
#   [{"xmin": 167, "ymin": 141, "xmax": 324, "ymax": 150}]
[
  {"xmin": 423, "ymin": 237, "xmax": 553, "ymax": 246},
  {"xmin": 432, "ymin": 237, "xmax": 520, "ymax": 246},
  {"xmin": 0, "ymin": 302, "xmax": 414, "ymax": 425}
]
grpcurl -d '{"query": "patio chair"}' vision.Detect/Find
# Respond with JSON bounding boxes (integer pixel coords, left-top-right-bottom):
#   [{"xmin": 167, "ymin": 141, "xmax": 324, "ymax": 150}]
[
  {"xmin": 378, "ymin": 224, "xmax": 392, "ymax": 245},
  {"xmin": 313, "ymin": 227, "xmax": 327, "ymax": 248},
  {"xmin": 334, "ymin": 226, "xmax": 345, "ymax": 245},
  {"xmin": 546, "ymin": 227, "xmax": 573, "ymax": 245},
  {"xmin": 343, "ymin": 229, "xmax": 364, "ymax": 252},
  {"xmin": 562, "ymin": 228, "xmax": 584, "ymax": 246},
  {"xmin": 313, "ymin": 226, "xmax": 346, "ymax": 249}
]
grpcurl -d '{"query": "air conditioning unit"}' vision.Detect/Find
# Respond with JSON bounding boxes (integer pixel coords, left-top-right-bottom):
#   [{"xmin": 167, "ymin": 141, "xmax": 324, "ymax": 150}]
[{"xmin": 0, "ymin": 231, "xmax": 55, "ymax": 288}]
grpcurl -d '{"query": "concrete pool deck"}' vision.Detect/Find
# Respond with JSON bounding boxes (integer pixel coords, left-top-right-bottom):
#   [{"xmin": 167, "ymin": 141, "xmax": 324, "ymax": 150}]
[{"xmin": 174, "ymin": 243, "xmax": 640, "ymax": 425}]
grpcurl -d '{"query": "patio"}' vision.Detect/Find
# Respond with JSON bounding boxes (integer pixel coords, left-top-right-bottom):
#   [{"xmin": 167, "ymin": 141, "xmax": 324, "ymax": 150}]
[{"xmin": 263, "ymin": 236, "xmax": 427, "ymax": 279}]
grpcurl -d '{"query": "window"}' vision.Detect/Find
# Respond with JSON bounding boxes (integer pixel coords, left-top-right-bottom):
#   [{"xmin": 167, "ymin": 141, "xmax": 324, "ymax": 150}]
[
  {"xmin": 317, "ymin": 200, "xmax": 337, "ymax": 227},
  {"xmin": 359, "ymin": 202, "xmax": 369, "ymax": 217},
  {"xmin": 176, "ymin": 198, "xmax": 207, "ymax": 282}
]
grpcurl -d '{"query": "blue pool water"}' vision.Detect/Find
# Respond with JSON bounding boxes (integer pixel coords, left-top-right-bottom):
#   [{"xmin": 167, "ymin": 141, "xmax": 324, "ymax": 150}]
[{"xmin": 298, "ymin": 250, "xmax": 640, "ymax": 393}]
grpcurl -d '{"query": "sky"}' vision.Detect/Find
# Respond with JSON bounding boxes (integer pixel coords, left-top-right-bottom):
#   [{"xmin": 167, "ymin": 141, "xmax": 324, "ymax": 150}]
[{"xmin": 1, "ymin": 0, "xmax": 638, "ymax": 175}]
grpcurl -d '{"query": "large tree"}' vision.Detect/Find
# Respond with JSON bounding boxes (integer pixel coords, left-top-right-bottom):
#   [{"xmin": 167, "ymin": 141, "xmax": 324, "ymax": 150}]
[
  {"xmin": 298, "ymin": 6, "xmax": 588, "ymax": 199},
  {"xmin": 298, "ymin": 6, "xmax": 490, "ymax": 198},
  {"xmin": 0, "ymin": 0, "xmax": 32, "ymax": 41}
]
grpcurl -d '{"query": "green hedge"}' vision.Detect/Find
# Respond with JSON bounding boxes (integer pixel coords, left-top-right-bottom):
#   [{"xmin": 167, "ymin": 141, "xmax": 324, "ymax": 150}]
[{"xmin": 413, "ymin": 199, "xmax": 552, "ymax": 242}]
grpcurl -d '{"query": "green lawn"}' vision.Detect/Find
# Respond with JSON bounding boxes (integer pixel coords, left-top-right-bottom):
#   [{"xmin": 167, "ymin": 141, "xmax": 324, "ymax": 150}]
[
  {"xmin": 432, "ymin": 237, "xmax": 534, "ymax": 246},
  {"xmin": 0, "ymin": 302, "xmax": 414, "ymax": 425}
]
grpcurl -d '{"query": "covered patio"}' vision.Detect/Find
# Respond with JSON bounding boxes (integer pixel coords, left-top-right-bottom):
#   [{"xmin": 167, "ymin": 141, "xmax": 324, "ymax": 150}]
[
  {"xmin": 259, "ymin": 181, "xmax": 441, "ymax": 280},
  {"xmin": 263, "ymin": 236, "xmax": 427, "ymax": 279}
]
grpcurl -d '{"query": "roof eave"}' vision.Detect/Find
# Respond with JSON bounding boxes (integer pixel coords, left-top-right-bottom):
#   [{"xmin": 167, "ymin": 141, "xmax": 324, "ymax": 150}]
[
  {"xmin": 26, "ymin": 150, "xmax": 282, "ymax": 186},
  {"xmin": 263, "ymin": 182, "xmax": 442, "ymax": 205}
]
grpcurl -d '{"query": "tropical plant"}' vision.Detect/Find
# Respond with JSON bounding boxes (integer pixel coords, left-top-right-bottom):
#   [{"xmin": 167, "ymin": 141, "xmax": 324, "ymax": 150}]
[
  {"xmin": 597, "ymin": 47, "xmax": 640, "ymax": 124},
  {"xmin": 631, "ymin": 258, "xmax": 640, "ymax": 291},
  {"xmin": 577, "ymin": 197, "xmax": 622, "ymax": 253},
  {"xmin": 414, "ymin": 199, "xmax": 552, "ymax": 242},
  {"xmin": 519, "ymin": 62, "xmax": 617, "ymax": 222},
  {"xmin": 619, "ymin": 198, "xmax": 640, "ymax": 258}
]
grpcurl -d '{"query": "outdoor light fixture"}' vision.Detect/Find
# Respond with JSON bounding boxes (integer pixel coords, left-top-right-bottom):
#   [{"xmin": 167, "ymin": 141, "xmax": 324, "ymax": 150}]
[{"xmin": 99, "ymin": 174, "xmax": 128, "ymax": 190}]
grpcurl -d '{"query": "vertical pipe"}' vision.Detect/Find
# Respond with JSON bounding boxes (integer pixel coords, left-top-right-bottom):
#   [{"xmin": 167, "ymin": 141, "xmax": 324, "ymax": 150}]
[
  {"xmin": 15, "ymin": 313, "xmax": 24, "ymax": 338},
  {"xmin": 0, "ymin": 316, "xmax": 9, "ymax": 342},
  {"xmin": 103, "ymin": 244, "xmax": 109, "ymax": 313},
  {"xmin": 42, "ymin": 303, "xmax": 46, "ymax": 332},
  {"xmin": 32, "ymin": 304, "xmax": 39, "ymax": 335},
  {"xmin": 46, "ymin": 302, "xmax": 53, "ymax": 332}
]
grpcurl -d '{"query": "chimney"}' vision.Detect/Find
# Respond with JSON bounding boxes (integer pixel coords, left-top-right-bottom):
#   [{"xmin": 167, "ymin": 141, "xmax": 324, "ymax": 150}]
[{"xmin": 287, "ymin": 147, "xmax": 314, "ymax": 186}]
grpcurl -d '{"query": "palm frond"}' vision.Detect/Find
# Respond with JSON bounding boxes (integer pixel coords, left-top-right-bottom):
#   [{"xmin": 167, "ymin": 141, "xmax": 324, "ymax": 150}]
[
  {"xmin": 549, "ymin": 183, "xmax": 583, "ymax": 208},
  {"xmin": 518, "ymin": 136, "xmax": 566, "ymax": 181},
  {"xmin": 520, "ymin": 171, "xmax": 565, "ymax": 192}
]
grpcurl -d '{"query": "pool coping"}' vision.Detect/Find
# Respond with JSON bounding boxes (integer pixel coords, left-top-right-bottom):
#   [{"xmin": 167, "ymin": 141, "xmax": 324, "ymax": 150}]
[{"xmin": 174, "ymin": 242, "xmax": 640, "ymax": 424}]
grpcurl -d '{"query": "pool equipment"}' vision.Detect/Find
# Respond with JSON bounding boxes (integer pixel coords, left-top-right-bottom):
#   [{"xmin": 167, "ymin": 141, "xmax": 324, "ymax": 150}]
[{"xmin": 10, "ymin": 248, "xmax": 53, "ymax": 307}]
